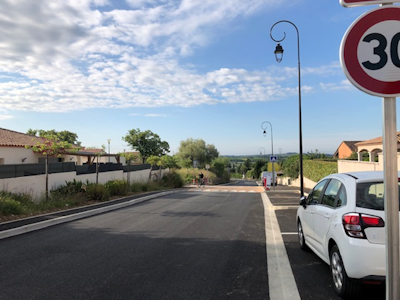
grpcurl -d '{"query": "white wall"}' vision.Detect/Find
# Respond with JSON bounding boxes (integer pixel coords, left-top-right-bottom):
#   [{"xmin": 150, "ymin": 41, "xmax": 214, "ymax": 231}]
[
  {"xmin": 279, "ymin": 176, "xmax": 316, "ymax": 190},
  {"xmin": 0, "ymin": 168, "xmax": 169, "ymax": 198},
  {"xmin": 336, "ymin": 153, "xmax": 400, "ymax": 173},
  {"xmin": 0, "ymin": 147, "xmax": 43, "ymax": 165}
]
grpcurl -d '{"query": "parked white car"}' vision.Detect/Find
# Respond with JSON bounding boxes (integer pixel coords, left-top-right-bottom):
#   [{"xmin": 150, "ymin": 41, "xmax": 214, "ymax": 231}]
[{"xmin": 296, "ymin": 171, "xmax": 393, "ymax": 298}]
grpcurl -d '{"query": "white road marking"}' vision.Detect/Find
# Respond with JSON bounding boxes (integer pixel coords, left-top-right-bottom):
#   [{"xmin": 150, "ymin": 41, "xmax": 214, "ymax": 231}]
[{"xmin": 262, "ymin": 192, "xmax": 301, "ymax": 300}]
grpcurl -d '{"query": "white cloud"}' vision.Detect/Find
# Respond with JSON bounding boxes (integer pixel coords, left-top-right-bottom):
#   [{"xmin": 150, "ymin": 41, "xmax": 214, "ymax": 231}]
[
  {"xmin": 0, "ymin": 115, "xmax": 13, "ymax": 120},
  {"xmin": 0, "ymin": 0, "xmax": 342, "ymax": 114}
]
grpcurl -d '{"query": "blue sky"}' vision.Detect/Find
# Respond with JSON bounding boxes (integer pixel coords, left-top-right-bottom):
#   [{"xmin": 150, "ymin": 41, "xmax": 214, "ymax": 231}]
[{"xmin": 0, "ymin": 0, "xmax": 396, "ymax": 156}]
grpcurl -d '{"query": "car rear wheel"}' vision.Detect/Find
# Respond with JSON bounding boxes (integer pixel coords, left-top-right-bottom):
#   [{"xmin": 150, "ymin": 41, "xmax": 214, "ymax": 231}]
[
  {"xmin": 330, "ymin": 245, "xmax": 361, "ymax": 298},
  {"xmin": 297, "ymin": 221, "xmax": 308, "ymax": 251}
]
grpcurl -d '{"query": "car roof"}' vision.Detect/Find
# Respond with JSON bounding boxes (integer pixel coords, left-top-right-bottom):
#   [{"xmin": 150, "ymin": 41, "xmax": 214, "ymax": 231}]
[{"xmin": 335, "ymin": 171, "xmax": 400, "ymax": 181}]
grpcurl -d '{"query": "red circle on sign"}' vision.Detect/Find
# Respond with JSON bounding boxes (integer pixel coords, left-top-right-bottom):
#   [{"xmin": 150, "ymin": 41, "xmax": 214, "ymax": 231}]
[{"xmin": 341, "ymin": 6, "xmax": 400, "ymax": 97}]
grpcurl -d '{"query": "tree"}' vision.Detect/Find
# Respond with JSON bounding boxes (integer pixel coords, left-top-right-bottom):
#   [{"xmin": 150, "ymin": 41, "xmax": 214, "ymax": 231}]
[
  {"xmin": 282, "ymin": 154, "xmax": 300, "ymax": 179},
  {"xmin": 176, "ymin": 138, "xmax": 219, "ymax": 168},
  {"xmin": 119, "ymin": 152, "xmax": 139, "ymax": 184},
  {"xmin": 123, "ymin": 129, "xmax": 170, "ymax": 164},
  {"xmin": 253, "ymin": 159, "xmax": 267, "ymax": 179},
  {"xmin": 160, "ymin": 155, "xmax": 179, "ymax": 169},
  {"xmin": 211, "ymin": 157, "xmax": 231, "ymax": 182},
  {"xmin": 147, "ymin": 155, "xmax": 161, "ymax": 181},
  {"xmin": 27, "ymin": 129, "xmax": 81, "ymax": 146},
  {"xmin": 94, "ymin": 145, "xmax": 106, "ymax": 184},
  {"xmin": 25, "ymin": 134, "xmax": 79, "ymax": 199}
]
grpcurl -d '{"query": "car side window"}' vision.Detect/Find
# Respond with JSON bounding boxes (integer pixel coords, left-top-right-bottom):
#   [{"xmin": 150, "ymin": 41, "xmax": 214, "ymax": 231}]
[
  {"xmin": 322, "ymin": 179, "xmax": 346, "ymax": 208},
  {"xmin": 336, "ymin": 185, "xmax": 347, "ymax": 207},
  {"xmin": 307, "ymin": 180, "xmax": 327, "ymax": 205}
]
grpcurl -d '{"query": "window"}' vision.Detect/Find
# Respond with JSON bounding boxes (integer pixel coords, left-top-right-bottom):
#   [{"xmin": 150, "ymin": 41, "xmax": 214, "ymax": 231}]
[
  {"xmin": 337, "ymin": 186, "xmax": 347, "ymax": 207},
  {"xmin": 307, "ymin": 180, "xmax": 327, "ymax": 205},
  {"xmin": 356, "ymin": 182, "xmax": 387, "ymax": 210},
  {"xmin": 322, "ymin": 179, "xmax": 346, "ymax": 208}
]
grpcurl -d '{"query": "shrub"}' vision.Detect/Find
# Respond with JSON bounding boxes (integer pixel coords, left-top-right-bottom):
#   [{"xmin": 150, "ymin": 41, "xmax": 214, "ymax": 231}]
[
  {"xmin": 304, "ymin": 160, "xmax": 338, "ymax": 182},
  {"xmin": 105, "ymin": 180, "xmax": 128, "ymax": 196},
  {"xmin": 0, "ymin": 197, "xmax": 25, "ymax": 215},
  {"xmin": 162, "ymin": 171, "xmax": 184, "ymax": 188},
  {"xmin": 51, "ymin": 179, "xmax": 85, "ymax": 197},
  {"xmin": 129, "ymin": 182, "xmax": 146, "ymax": 193},
  {"xmin": 85, "ymin": 184, "xmax": 110, "ymax": 202}
]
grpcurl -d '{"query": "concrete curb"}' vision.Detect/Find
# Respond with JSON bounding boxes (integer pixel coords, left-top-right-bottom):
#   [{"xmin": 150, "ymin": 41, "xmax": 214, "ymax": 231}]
[{"xmin": 0, "ymin": 189, "xmax": 182, "ymax": 240}]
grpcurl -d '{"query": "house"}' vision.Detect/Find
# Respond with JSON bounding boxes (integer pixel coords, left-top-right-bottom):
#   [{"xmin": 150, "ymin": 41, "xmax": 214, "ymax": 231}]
[
  {"xmin": 337, "ymin": 132, "xmax": 400, "ymax": 173},
  {"xmin": 333, "ymin": 141, "xmax": 361, "ymax": 159},
  {"xmin": 353, "ymin": 133, "xmax": 400, "ymax": 162},
  {"xmin": 0, "ymin": 128, "xmax": 48, "ymax": 165},
  {"xmin": 0, "ymin": 128, "xmax": 124, "ymax": 165}
]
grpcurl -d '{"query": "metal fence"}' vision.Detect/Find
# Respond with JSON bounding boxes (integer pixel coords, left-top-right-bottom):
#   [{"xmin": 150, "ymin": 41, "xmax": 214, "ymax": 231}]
[
  {"xmin": 123, "ymin": 164, "xmax": 153, "ymax": 172},
  {"xmin": 76, "ymin": 163, "xmax": 123, "ymax": 175},
  {"xmin": 0, "ymin": 162, "xmax": 155, "ymax": 179},
  {"xmin": 0, "ymin": 162, "xmax": 76, "ymax": 179}
]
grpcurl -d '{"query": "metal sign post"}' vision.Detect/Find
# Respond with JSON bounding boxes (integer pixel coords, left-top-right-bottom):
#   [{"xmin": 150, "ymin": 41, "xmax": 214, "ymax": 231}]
[{"xmin": 383, "ymin": 97, "xmax": 399, "ymax": 300}]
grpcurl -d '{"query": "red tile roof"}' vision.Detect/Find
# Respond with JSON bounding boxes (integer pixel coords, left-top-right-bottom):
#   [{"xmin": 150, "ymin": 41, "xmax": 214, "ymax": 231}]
[
  {"xmin": 355, "ymin": 132, "xmax": 400, "ymax": 146},
  {"xmin": 0, "ymin": 128, "xmax": 46, "ymax": 147}
]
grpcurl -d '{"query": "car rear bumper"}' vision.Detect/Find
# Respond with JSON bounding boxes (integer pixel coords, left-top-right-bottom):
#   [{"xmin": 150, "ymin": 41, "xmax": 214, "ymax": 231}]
[{"xmin": 340, "ymin": 238, "xmax": 386, "ymax": 279}]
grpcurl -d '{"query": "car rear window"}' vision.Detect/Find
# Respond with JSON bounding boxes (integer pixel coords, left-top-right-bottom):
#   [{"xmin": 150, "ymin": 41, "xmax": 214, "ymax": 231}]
[{"xmin": 356, "ymin": 181, "xmax": 400, "ymax": 210}]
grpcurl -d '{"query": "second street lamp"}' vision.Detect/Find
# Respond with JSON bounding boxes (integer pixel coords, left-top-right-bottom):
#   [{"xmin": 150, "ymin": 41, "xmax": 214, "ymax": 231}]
[
  {"xmin": 270, "ymin": 20, "xmax": 304, "ymax": 197},
  {"xmin": 261, "ymin": 121, "xmax": 275, "ymax": 190}
]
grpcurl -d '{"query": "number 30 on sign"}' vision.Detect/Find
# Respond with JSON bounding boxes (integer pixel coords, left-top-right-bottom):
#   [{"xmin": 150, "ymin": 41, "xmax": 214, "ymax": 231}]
[{"xmin": 340, "ymin": 5, "xmax": 400, "ymax": 97}]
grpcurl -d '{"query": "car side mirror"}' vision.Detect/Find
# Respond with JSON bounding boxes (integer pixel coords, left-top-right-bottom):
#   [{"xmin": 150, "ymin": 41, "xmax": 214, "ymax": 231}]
[{"xmin": 300, "ymin": 196, "xmax": 307, "ymax": 208}]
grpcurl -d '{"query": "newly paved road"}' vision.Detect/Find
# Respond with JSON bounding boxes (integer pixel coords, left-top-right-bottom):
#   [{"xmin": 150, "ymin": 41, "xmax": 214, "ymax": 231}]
[
  {"xmin": 0, "ymin": 180, "xmax": 387, "ymax": 299},
  {"xmin": 0, "ymin": 187, "xmax": 268, "ymax": 300}
]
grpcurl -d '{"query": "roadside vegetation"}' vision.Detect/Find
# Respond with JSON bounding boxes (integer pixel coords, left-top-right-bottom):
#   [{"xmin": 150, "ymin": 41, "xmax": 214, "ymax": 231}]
[
  {"xmin": 2, "ymin": 128, "xmax": 338, "ymax": 223},
  {"xmin": 0, "ymin": 172, "xmax": 185, "ymax": 222}
]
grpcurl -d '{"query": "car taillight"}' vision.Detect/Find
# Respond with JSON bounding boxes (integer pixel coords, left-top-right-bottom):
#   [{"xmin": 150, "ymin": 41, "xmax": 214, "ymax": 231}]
[{"xmin": 342, "ymin": 213, "xmax": 385, "ymax": 238}]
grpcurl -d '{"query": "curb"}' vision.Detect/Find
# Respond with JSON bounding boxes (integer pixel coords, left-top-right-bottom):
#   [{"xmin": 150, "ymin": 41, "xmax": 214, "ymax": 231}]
[{"xmin": 0, "ymin": 189, "xmax": 182, "ymax": 240}]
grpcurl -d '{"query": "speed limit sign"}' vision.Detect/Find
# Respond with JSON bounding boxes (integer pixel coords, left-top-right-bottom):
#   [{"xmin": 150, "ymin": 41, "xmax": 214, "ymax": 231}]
[{"xmin": 340, "ymin": 5, "xmax": 400, "ymax": 97}]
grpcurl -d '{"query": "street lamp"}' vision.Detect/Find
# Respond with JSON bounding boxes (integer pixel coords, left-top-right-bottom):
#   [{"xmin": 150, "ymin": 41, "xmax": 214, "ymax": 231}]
[
  {"xmin": 259, "ymin": 147, "xmax": 265, "ymax": 156},
  {"xmin": 107, "ymin": 139, "xmax": 111, "ymax": 163},
  {"xmin": 270, "ymin": 20, "xmax": 304, "ymax": 197},
  {"xmin": 261, "ymin": 121, "xmax": 275, "ymax": 190}
]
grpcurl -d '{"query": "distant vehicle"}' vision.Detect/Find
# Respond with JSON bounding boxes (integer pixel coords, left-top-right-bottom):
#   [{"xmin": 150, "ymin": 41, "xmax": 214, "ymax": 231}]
[
  {"xmin": 296, "ymin": 171, "xmax": 394, "ymax": 298},
  {"xmin": 260, "ymin": 171, "xmax": 277, "ymax": 186}
]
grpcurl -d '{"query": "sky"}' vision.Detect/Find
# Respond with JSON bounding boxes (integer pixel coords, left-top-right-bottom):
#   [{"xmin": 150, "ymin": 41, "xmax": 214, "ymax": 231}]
[{"xmin": 0, "ymin": 0, "xmax": 398, "ymax": 156}]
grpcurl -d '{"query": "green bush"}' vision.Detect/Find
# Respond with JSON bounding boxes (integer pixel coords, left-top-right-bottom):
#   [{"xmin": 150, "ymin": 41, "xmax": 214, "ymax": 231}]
[
  {"xmin": 129, "ymin": 182, "xmax": 146, "ymax": 193},
  {"xmin": 85, "ymin": 184, "xmax": 110, "ymax": 202},
  {"xmin": 51, "ymin": 179, "xmax": 85, "ymax": 197},
  {"xmin": 0, "ymin": 197, "xmax": 25, "ymax": 215},
  {"xmin": 162, "ymin": 171, "xmax": 184, "ymax": 188},
  {"xmin": 175, "ymin": 168, "xmax": 217, "ymax": 185},
  {"xmin": 304, "ymin": 160, "xmax": 337, "ymax": 182},
  {"xmin": 105, "ymin": 180, "xmax": 128, "ymax": 196}
]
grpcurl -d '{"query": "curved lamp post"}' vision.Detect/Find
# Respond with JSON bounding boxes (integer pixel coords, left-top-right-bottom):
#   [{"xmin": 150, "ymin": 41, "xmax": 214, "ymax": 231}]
[
  {"xmin": 107, "ymin": 139, "xmax": 111, "ymax": 163},
  {"xmin": 270, "ymin": 20, "xmax": 304, "ymax": 197},
  {"xmin": 261, "ymin": 121, "xmax": 275, "ymax": 190}
]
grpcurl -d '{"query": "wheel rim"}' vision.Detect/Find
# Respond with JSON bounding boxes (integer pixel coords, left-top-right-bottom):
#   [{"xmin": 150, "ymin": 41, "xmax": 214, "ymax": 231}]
[
  {"xmin": 331, "ymin": 251, "xmax": 344, "ymax": 290},
  {"xmin": 298, "ymin": 222, "xmax": 304, "ymax": 246}
]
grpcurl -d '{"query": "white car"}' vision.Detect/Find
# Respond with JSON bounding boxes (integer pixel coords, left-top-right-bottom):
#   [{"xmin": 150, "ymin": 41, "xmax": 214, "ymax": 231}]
[{"xmin": 296, "ymin": 171, "xmax": 394, "ymax": 298}]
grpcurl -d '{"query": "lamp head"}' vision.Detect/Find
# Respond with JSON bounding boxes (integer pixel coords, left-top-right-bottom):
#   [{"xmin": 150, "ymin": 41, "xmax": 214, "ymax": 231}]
[
  {"xmin": 274, "ymin": 43, "xmax": 284, "ymax": 63},
  {"xmin": 263, "ymin": 130, "xmax": 267, "ymax": 137}
]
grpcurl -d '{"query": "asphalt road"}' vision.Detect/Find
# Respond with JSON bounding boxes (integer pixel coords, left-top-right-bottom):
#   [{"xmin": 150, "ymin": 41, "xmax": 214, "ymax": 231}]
[
  {"xmin": 0, "ymin": 188, "xmax": 268, "ymax": 300},
  {"xmin": 0, "ymin": 180, "xmax": 388, "ymax": 299}
]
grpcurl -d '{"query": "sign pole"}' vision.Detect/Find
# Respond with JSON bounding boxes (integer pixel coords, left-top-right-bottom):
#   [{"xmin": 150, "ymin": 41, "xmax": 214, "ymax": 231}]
[{"xmin": 382, "ymin": 96, "xmax": 399, "ymax": 300}]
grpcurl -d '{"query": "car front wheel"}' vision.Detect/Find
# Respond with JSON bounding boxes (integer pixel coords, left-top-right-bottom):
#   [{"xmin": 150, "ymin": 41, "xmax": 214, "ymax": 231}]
[
  {"xmin": 297, "ymin": 221, "xmax": 308, "ymax": 251},
  {"xmin": 330, "ymin": 245, "xmax": 361, "ymax": 298}
]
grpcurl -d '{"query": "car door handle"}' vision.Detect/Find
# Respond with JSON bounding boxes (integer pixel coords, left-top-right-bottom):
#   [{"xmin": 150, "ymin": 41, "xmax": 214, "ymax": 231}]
[{"xmin": 324, "ymin": 213, "xmax": 330, "ymax": 219}]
